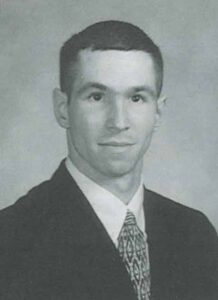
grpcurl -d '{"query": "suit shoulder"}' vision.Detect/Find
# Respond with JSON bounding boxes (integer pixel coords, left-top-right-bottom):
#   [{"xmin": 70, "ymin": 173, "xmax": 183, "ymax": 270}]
[
  {"xmin": 0, "ymin": 179, "xmax": 51, "ymax": 220},
  {"xmin": 0, "ymin": 160, "xmax": 67, "ymax": 221},
  {"xmin": 0, "ymin": 179, "xmax": 54, "ymax": 247},
  {"xmin": 146, "ymin": 188, "xmax": 203, "ymax": 216},
  {"xmin": 145, "ymin": 189, "xmax": 217, "ymax": 235}
]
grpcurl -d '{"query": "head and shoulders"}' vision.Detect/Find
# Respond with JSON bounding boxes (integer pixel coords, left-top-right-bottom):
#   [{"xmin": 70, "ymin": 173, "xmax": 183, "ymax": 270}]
[{"xmin": 0, "ymin": 20, "xmax": 215, "ymax": 235}]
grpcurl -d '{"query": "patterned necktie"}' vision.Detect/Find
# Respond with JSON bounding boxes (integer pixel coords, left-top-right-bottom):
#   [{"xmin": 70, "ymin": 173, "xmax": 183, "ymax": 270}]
[{"xmin": 118, "ymin": 210, "xmax": 150, "ymax": 300}]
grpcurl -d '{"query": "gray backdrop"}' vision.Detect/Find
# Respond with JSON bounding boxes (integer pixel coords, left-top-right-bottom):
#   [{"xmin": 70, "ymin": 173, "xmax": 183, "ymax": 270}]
[{"xmin": 0, "ymin": 0, "xmax": 218, "ymax": 230}]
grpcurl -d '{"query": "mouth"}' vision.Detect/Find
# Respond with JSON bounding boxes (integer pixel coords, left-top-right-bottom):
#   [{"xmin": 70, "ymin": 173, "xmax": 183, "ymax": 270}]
[{"xmin": 98, "ymin": 141, "xmax": 135, "ymax": 147}]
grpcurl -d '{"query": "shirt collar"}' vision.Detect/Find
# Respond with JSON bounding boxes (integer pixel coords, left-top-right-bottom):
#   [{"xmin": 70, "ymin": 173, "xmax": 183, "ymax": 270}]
[{"xmin": 65, "ymin": 157, "xmax": 145, "ymax": 246}]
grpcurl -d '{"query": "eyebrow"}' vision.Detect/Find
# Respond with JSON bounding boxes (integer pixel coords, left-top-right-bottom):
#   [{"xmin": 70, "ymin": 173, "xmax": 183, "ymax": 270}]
[
  {"xmin": 76, "ymin": 82, "xmax": 107, "ymax": 95},
  {"xmin": 76, "ymin": 82, "xmax": 156, "ymax": 98},
  {"xmin": 131, "ymin": 86, "xmax": 156, "ymax": 98}
]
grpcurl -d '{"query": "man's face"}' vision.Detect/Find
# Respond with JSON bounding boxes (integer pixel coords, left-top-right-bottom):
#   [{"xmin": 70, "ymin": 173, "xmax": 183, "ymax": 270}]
[{"xmin": 57, "ymin": 50, "xmax": 163, "ymax": 179}]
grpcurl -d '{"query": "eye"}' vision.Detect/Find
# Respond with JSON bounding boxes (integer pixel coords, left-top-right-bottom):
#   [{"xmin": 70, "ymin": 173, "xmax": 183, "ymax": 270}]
[
  {"xmin": 88, "ymin": 92, "xmax": 104, "ymax": 102},
  {"xmin": 131, "ymin": 94, "xmax": 144, "ymax": 103}
]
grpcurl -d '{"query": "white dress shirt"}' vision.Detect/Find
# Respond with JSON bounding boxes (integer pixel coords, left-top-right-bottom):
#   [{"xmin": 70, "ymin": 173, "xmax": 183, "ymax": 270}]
[{"xmin": 65, "ymin": 157, "xmax": 146, "ymax": 247}]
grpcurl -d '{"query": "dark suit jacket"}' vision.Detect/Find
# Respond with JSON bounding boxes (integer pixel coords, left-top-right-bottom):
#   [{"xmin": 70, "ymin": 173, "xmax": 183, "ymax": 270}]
[{"xmin": 0, "ymin": 161, "xmax": 217, "ymax": 300}]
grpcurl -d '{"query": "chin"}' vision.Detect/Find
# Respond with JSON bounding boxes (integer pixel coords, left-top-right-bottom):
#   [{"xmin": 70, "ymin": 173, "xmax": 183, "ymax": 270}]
[{"xmin": 99, "ymin": 161, "xmax": 137, "ymax": 178}]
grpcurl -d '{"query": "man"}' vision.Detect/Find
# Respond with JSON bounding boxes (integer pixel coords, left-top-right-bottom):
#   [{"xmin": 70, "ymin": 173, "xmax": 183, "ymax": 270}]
[{"xmin": 0, "ymin": 21, "xmax": 217, "ymax": 300}]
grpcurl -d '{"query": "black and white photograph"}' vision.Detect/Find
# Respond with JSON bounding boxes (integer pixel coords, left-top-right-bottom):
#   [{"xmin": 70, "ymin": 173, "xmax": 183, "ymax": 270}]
[{"xmin": 0, "ymin": 1, "xmax": 217, "ymax": 299}]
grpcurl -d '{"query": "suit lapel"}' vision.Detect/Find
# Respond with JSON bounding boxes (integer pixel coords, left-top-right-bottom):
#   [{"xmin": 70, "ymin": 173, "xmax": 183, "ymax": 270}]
[
  {"xmin": 50, "ymin": 162, "xmax": 137, "ymax": 300},
  {"xmin": 143, "ymin": 188, "xmax": 173, "ymax": 299}
]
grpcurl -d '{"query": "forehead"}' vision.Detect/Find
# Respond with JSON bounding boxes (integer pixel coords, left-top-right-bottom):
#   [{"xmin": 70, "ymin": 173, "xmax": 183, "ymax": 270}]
[{"xmin": 72, "ymin": 49, "xmax": 157, "ymax": 95}]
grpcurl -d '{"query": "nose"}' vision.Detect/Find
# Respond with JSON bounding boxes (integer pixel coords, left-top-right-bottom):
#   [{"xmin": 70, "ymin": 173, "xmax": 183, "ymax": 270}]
[{"xmin": 106, "ymin": 97, "xmax": 130, "ymax": 132}]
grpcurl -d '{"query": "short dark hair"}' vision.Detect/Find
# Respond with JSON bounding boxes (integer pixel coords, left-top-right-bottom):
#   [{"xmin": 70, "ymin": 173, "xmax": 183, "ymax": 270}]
[{"xmin": 60, "ymin": 20, "xmax": 163, "ymax": 97}]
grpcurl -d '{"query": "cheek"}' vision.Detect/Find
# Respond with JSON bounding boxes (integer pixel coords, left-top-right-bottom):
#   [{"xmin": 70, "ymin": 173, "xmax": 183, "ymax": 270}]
[
  {"xmin": 69, "ymin": 109, "xmax": 102, "ymax": 146},
  {"xmin": 130, "ymin": 107, "xmax": 157, "ymax": 134},
  {"xmin": 72, "ymin": 103, "xmax": 106, "ymax": 131}
]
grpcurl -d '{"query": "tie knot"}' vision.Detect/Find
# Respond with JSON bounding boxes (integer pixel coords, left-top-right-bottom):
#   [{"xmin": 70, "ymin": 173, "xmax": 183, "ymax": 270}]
[{"xmin": 124, "ymin": 210, "xmax": 137, "ymax": 226}]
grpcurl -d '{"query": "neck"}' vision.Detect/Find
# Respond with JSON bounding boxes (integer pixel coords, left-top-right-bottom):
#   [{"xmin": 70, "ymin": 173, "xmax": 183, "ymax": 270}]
[
  {"xmin": 68, "ymin": 153, "xmax": 143, "ymax": 206},
  {"xmin": 96, "ymin": 167, "xmax": 142, "ymax": 205}
]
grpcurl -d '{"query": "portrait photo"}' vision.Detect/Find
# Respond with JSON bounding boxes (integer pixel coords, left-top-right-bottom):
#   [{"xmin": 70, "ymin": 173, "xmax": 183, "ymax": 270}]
[{"xmin": 0, "ymin": 1, "xmax": 217, "ymax": 299}]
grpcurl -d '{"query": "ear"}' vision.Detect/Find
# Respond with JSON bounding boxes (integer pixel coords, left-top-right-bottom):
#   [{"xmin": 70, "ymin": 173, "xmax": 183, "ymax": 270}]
[
  {"xmin": 53, "ymin": 88, "xmax": 70, "ymax": 128},
  {"xmin": 154, "ymin": 95, "xmax": 167, "ymax": 129}
]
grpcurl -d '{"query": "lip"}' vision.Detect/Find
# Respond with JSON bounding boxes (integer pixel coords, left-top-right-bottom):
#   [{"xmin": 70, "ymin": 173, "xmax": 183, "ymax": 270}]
[{"xmin": 98, "ymin": 141, "xmax": 135, "ymax": 147}]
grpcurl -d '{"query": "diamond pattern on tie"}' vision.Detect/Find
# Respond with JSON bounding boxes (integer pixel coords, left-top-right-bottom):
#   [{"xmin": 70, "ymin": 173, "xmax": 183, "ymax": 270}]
[{"xmin": 118, "ymin": 210, "xmax": 150, "ymax": 300}]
